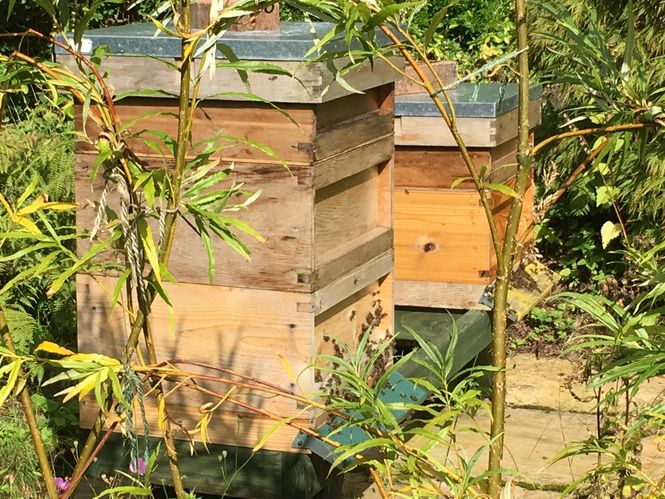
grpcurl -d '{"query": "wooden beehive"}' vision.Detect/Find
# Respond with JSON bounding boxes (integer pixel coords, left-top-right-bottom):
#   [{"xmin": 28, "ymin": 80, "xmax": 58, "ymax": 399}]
[
  {"xmin": 393, "ymin": 84, "xmax": 542, "ymax": 309},
  {"xmin": 60, "ymin": 23, "xmax": 400, "ymax": 453}
]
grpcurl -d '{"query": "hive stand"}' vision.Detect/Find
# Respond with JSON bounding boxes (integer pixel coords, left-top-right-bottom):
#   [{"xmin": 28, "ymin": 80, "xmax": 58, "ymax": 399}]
[{"xmin": 58, "ymin": 21, "xmax": 401, "ymax": 498}]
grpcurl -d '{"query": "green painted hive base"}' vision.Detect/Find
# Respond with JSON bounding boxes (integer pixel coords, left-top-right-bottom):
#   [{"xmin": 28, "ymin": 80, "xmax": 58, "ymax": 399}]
[{"xmin": 84, "ymin": 433, "xmax": 342, "ymax": 499}]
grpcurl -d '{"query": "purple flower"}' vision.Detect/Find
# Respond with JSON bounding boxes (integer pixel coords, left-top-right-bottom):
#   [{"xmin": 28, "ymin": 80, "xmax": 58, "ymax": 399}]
[
  {"xmin": 129, "ymin": 457, "xmax": 147, "ymax": 475},
  {"xmin": 54, "ymin": 476, "xmax": 71, "ymax": 492}
]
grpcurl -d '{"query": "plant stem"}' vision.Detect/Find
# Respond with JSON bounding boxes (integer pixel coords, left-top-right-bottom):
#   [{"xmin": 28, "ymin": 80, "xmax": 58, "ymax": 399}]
[
  {"xmin": 60, "ymin": 421, "xmax": 119, "ymax": 499},
  {"xmin": 532, "ymin": 122, "xmax": 654, "ymax": 157},
  {"xmin": 0, "ymin": 308, "xmax": 59, "ymax": 499},
  {"xmin": 538, "ymin": 141, "xmax": 608, "ymax": 217},
  {"xmin": 71, "ymin": 0, "xmax": 196, "ymax": 490},
  {"xmin": 127, "ymin": 2, "xmax": 195, "ymax": 496},
  {"xmin": 487, "ymin": 0, "xmax": 531, "ymax": 496}
]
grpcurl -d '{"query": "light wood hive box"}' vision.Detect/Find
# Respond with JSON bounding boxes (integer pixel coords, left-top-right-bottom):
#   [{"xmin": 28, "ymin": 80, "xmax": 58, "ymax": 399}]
[
  {"xmin": 60, "ymin": 23, "xmax": 401, "ymax": 453},
  {"xmin": 393, "ymin": 84, "xmax": 542, "ymax": 309}
]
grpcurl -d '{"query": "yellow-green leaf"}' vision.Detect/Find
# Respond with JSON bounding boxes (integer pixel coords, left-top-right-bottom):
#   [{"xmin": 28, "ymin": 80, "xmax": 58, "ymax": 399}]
[
  {"xmin": 35, "ymin": 341, "xmax": 76, "ymax": 356},
  {"xmin": 252, "ymin": 406, "xmax": 311, "ymax": 453},
  {"xmin": 15, "ymin": 216, "xmax": 41, "ymax": 235},
  {"xmin": 16, "ymin": 193, "xmax": 47, "ymax": 216},
  {"xmin": 600, "ymin": 221, "xmax": 622, "ymax": 249},
  {"xmin": 278, "ymin": 354, "xmax": 298, "ymax": 386},
  {"xmin": 137, "ymin": 217, "xmax": 161, "ymax": 282},
  {"xmin": 0, "ymin": 192, "xmax": 14, "ymax": 217},
  {"xmin": 0, "ymin": 361, "xmax": 22, "ymax": 408},
  {"xmin": 61, "ymin": 371, "xmax": 105, "ymax": 403},
  {"xmin": 64, "ymin": 353, "xmax": 121, "ymax": 366}
]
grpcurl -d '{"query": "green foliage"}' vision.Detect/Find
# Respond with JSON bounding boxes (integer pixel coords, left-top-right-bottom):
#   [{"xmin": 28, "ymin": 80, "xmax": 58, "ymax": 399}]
[
  {"xmin": 67, "ymin": 0, "xmax": 166, "ymax": 29},
  {"xmin": 316, "ymin": 325, "xmax": 494, "ymax": 497},
  {"xmin": 553, "ymin": 241, "xmax": 665, "ymax": 496},
  {"xmin": 531, "ymin": 0, "xmax": 665, "ymax": 289},
  {"xmin": 0, "ymin": 107, "xmax": 76, "ymax": 354},
  {"xmin": 0, "ymin": 402, "xmax": 57, "ymax": 498},
  {"xmin": 536, "ymin": 217, "xmax": 626, "ymax": 289},
  {"xmin": 0, "ymin": 0, "xmax": 53, "ymax": 58},
  {"xmin": 406, "ymin": 0, "xmax": 515, "ymax": 76},
  {"xmin": 515, "ymin": 303, "xmax": 575, "ymax": 349},
  {"xmin": 284, "ymin": 0, "xmax": 514, "ymax": 78}
]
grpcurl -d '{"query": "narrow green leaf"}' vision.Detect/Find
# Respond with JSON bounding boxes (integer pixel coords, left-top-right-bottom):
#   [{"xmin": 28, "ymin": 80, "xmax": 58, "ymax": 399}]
[
  {"xmin": 111, "ymin": 269, "xmax": 131, "ymax": 309},
  {"xmin": 136, "ymin": 217, "xmax": 161, "ymax": 282},
  {"xmin": 451, "ymin": 176, "xmax": 472, "ymax": 189},
  {"xmin": 47, "ymin": 232, "xmax": 119, "ymax": 297},
  {"xmin": 194, "ymin": 216, "xmax": 215, "ymax": 283},
  {"xmin": 423, "ymin": 2, "xmax": 458, "ymax": 49},
  {"xmin": 486, "ymin": 183, "xmax": 518, "ymax": 198}
]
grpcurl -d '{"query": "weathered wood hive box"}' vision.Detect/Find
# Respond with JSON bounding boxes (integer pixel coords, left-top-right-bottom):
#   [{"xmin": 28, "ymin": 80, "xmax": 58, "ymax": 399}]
[
  {"xmin": 394, "ymin": 83, "xmax": 542, "ymax": 309},
  {"xmin": 60, "ymin": 23, "xmax": 399, "ymax": 453}
]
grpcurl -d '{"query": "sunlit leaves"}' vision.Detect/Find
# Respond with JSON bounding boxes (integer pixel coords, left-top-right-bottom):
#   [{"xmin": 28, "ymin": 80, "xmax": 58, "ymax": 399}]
[
  {"xmin": 0, "ymin": 354, "xmax": 25, "ymax": 408},
  {"xmin": 0, "ymin": 188, "xmax": 75, "ymax": 236},
  {"xmin": 179, "ymin": 155, "xmax": 265, "ymax": 281}
]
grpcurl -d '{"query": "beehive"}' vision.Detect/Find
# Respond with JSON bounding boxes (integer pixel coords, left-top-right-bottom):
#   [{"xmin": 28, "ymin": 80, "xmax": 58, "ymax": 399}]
[
  {"xmin": 393, "ymin": 83, "xmax": 542, "ymax": 309},
  {"xmin": 59, "ymin": 22, "xmax": 400, "ymax": 453}
]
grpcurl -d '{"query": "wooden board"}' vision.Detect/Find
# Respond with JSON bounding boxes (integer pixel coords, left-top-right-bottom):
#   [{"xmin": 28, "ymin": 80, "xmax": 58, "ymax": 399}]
[
  {"xmin": 75, "ymin": 87, "xmax": 394, "ymax": 293},
  {"xmin": 76, "ymin": 98, "xmax": 316, "ymax": 164},
  {"xmin": 77, "ymin": 274, "xmax": 316, "ymax": 415},
  {"xmin": 395, "ymin": 147, "xmax": 491, "ymax": 189},
  {"xmin": 314, "ymin": 85, "xmax": 393, "ymax": 129},
  {"xmin": 313, "ymin": 109, "xmax": 393, "ymax": 161},
  {"xmin": 395, "ymin": 61, "xmax": 457, "ymax": 96},
  {"xmin": 394, "ymin": 280, "xmax": 488, "ymax": 309},
  {"xmin": 315, "ymin": 167, "xmax": 379, "ymax": 259},
  {"xmin": 394, "ymin": 189, "xmax": 492, "ymax": 285},
  {"xmin": 77, "ymin": 270, "xmax": 394, "ymax": 451},
  {"xmin": 58, "ymin": 55, "xmax": 403, "ymax": 104},
  {"xmin": 79, "ymin": 396, "xmax": 308, "ymax": 454},
  {"xmin": 313, "ymin": 136, "xmax": 393, "ymax": 190},
  {"xmin": 395, "ymin": 101, "xmax": 542, "ymax": 147},
  {"xmin": 314, "ymin": 275, "xmax": 393, "ymax": 383},
  {"xmin": 75, "ymin": 156, "xmax": 315, "ymax": 292}
]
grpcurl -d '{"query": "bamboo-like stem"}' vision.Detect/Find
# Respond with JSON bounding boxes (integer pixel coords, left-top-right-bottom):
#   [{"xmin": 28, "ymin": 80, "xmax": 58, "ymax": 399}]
[
  {"xmin": 487, "ymin": 1, "xmax": 530, "ymax": 496},
  {"xmin": 142, "ymin": 322, "xmax": 185, "ymax": 496},
  {"xmin": 370, "ymin": 467, "xmax": 390, "ymax": 499},
  {"xmin": 0, "ymin": 308, "xmax": 59, "ymax": 499},
  {"xmin": 128, "ymin": 1, "xmax": 195, "ymax": 495},
  {"xmin": 71, "ymin": 0, "xmax": 197, "ymax": 487}
]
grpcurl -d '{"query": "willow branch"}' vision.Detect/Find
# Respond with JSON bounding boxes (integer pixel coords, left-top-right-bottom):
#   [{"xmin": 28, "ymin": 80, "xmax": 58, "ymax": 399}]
[
  {"xmin": 532, "ymin": 122, "xmax": 655, "ymax": 157},
  {"xmin": 370, "ymin": 467, "xmax": 390, "ymax": 499},
  {"xmin": 15, "ymin": 29, "xmax": 120, "ymax": 130},
  {"xmin": 171, "ymin": 377, "xmax": 481, "ymax": 497},
  {"xmin": 487, "ymin": 1, "xmax": 530, "ymax": 496},
  {"xmin": 538, "ymin": 140, "xmax": 608, "ymax": 217},
  {"xmin": 1, "ymin": 308, "xmax": 59, "ymax": 499},
  {"xmin": 60, "ymin": 420, "xmax": 119, "ymax": 499}
]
